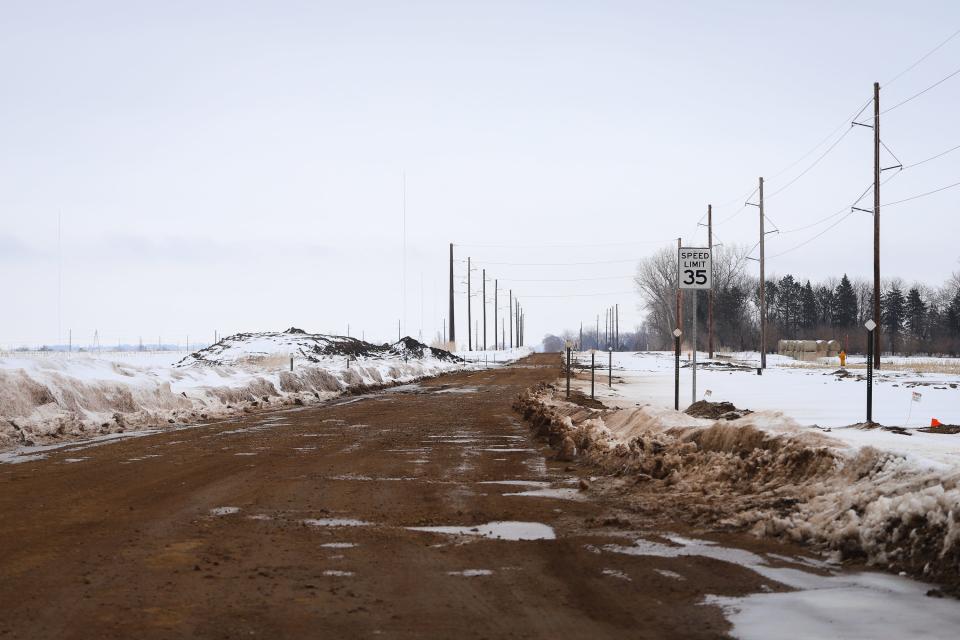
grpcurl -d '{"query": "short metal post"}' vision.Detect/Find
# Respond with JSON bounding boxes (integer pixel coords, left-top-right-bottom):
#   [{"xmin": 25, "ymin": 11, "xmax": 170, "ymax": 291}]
[
  {"xmin": 608, "ymin": 349, "xmax": 612, "ymax": 387},
  {"xmin": 290, "ymin": 357, "xmax": 293, "ymax": 372},
  {"xmin": 566, "ymin": 347, "xmax": 571, "ymax": 399},
  {"xmin": 591, "ymin": 352, "xmax": 595, "ymax": 399},
  {"xmin": 867, "ymin": 329, "xmax": 874, "ymax": 423}
]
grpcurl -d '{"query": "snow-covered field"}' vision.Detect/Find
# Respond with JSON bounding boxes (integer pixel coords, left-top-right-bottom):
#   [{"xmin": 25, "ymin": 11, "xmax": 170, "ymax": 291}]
[{"xmin": 0, "ymin": 329, "xmax": 530, "ymax": 452}]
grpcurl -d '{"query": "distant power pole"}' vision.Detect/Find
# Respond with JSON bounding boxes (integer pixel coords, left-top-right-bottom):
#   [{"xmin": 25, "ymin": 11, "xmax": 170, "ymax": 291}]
[
  {"xmin": 615, "ymin": 303, "xmax": 619, "ymax": 351},
  {"xmin": 759, "ymin": 177, "xmax": 767, "ymax": 369},
  {"xmin": 708, "ymin": 204, "xmax": 715, "ymax": 359},
  {"xmin": 509, "ymin": 290, "xmax": 513, "ymax": 348},
  {"xmin": 449, "ymin": 243, "xmax": 455, "ymax": 346},
  {"xmin": 579, "ymin": 321, "xmax": 583, "ymax": 350},
  {"xmin": 482, "ymin": 268, "xmax": 487, "ymax": 350},
  {"xmin": 596, "ymin": 314, "xmax": 599, "ymax": 348},
  {"xmin": 873, "ymin": 81, "xmax": 881, "ymax": 370},
  {"xmin": 467, "ymin": 256, "xmax": 472, "ymax": 351},
  {"xmin": 494, "ymin": 278, "xmax": 498, "ymax": 350}
]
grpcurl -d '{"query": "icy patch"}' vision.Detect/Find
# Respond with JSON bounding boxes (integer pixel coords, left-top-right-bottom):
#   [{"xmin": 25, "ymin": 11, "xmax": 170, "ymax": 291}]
[
  {"xmin": 655, "ymin": 569, "xmax": 685, "ymax": 580},
  {"xmin": 322, "ymin": 570, "xmax": 354, "ymax": 577},
  {"xmin": 209, "ymin": 506, "xmax": 241, "ymax": 516},
  {"xmin": 478, "ymin": 480, "xmax": 551, "ymax": 488},
  {"xmin": 503, "ymin": 487, "xmax": 585, "ymax": 501},
  {"xmin": 707, "ymin": 572, "xmax": 960, "ymax": 640},
  {"xmin": 234, "ymin": 452, "xmax": 257, "ymax": 456},
  {"xmin": 602, "ymin": 568, "xmax": 631, "ymax": 581},
  {"xmin": 62, "ymin": 457, "xmax": 88, "ymax": 463},
  {"xmin": 480, "ymin": 448, "xmax": 536, "ymax": 453},
  {"xmin": 303, "ymin": 518, "xmax": 371, "ymax": 527},
  {"xmin": 247, "ymin": 514, "xmax": 271, "ymax": 521},
  {"xmin": 407, "ymin": 521, "xmax": 555, "ymax": 541},
  {"xmin": 435, "ymin": 386, "xmax": 478, "ymax": 394},
  {"xmin": 447, "ymin": 569, "xmax": 493, "ymax": 576},
  {"xmin": 320, "ymin": 542, "xmax": 357, "ymax": 549},
  {"xmin": 602, "ymin": 535, "xmax": 765, "ymax": 566}
]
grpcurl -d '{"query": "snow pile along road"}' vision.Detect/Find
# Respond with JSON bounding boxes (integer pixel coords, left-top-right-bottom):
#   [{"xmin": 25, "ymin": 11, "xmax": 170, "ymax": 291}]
[
  {"xmin": 515, "ymin": 377, "xmax": 960, "ymax": 593},
  {"xmin": 0, "ymin": 328, "xmax": 524, "ymax": 451}
]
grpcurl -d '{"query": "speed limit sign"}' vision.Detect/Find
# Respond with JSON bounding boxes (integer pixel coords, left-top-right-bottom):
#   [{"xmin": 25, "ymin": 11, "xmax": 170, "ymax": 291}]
[{"xmin": 678, "ymin": 247, "xmax": 712, "ymax": 290}]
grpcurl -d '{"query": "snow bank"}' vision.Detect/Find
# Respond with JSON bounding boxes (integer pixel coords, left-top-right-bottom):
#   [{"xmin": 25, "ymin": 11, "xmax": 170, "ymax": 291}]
[
  {"xmin": 515, "ymin": 377, "xmax": 960, "ymax": 591},
  {"xmin": 0, "ymin": 330, "xmax": 527, "ymax": 451}
]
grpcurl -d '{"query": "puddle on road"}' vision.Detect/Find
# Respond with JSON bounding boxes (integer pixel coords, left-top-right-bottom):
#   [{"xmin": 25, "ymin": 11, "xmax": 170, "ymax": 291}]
[
  {"xmin": 478, "ymin": 480, "xmax": 551, "ymax": 488},
  {"xmin": 407, "ymin": 521, "xmax": 556, "ymax": 541},
  {"xmin": 503, "ymin": 487, "xmax": 585, "ymax": 501},
  {"xmin": 303, "ymin": 518, "xmax": 372, "ymax": 527},
  {"xmin": 448, "ymin": 569, "xmax": 493, "ymax": 577}
]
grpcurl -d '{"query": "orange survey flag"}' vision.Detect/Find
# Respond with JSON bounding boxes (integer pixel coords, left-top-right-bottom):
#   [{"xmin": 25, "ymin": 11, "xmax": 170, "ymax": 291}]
[{"xmin": 931, "ymin": 418, "xmax": 942, "ymax": 428}]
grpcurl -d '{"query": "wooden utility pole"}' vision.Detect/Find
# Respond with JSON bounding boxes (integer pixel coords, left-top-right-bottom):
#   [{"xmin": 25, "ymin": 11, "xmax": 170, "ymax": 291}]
[
  {"xmin": 759, "ymin": 177, "xmax": 767, "ymax": 369},
  {"xmin": 707, "ymin": 204, "xmax": 715, "ymax": 359},
  {"xmin": 467, "ymin": 256, "xmax": 472, "ymax": 351},
  {"xmin": 509, "ymin": 290, "xmax": 513, "ymax": 348},
  {"xmin": 615, "ymin": 303, "xmax": 619, "ymax": 350},
  {"xmin": 494, "ymin": 278, "xmax": 498, "ymax": 350},
  {"xmin": 449, "ymin": 243, "xmax": 455, "ymax": 346},
  {"xmin": 482, "ymin": 269, "xmax": 487, "ymax": 351},
  {"xmin": 873, "ymin": 81, "xmax": 882, "ymax": 370},
  {"xmin": 579, "ymin": 322, "xmax": 583, "ymax": 350},
  {"xmin": 596, "ymin": 314, "xmax": 599, "ymax": 349}
]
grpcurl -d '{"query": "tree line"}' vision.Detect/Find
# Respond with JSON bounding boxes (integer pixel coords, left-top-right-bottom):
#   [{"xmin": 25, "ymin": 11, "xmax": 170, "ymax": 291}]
[{"xmin": 634, "ymin": 245, "xmax": 960, "ymax": 356}]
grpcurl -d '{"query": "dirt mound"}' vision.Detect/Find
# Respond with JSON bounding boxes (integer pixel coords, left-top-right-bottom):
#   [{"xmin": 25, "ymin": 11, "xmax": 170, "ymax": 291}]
[
  {"xmin": 919, "ymin": 425, "xmax": 960, "ymax": 434},
  {"xmin": 178, "ymin": 332, "xmax": 462, "ymax": 367},
  {"xmin": 685, "ymin": 400, "xmax": 752, "ymax": 420}
]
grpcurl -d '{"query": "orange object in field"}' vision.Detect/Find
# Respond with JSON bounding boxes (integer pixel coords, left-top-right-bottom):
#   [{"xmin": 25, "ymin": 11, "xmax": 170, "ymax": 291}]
[
  {"xmin": 839, "ymin": 350, "xmax": 846, "ymax": 367},
  {"xmin": 931, "ymin": 418, "xmax": 942, "ymax": 428}
]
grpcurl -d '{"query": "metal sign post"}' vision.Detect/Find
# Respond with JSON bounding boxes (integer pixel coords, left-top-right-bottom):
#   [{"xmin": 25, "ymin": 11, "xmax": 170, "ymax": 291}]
[
  {"xmin": 678, "ymin": 247, "xmax": 711, "ymax": 407},
  {"xmin": 865, "ymin": 319, "xmax": 876, "ymax": 423},
  {"xmin": 673, "ymin": 328, "xmax": 682, "ymax": 410},
  {"xmin": 565, "ymin": 342, "xmax": 572, "ymax": 399},
  {"xmin": 591, "ymin": 351, "xmax": 595, "ymax": 399},
  {"xmin": 608, "ymin": 348, "xmax": 612, "ymax": 387}
]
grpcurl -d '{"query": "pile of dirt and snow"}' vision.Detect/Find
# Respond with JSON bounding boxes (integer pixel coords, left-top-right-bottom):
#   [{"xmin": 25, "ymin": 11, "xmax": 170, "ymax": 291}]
[
  {"xmin": 177, "ymin": 328, "xmax": 460, "ymax": 367},
  {"xmin": 0, "ymin": 331, "xmax": 469, "ymax": 451},
  {"xmin": 685, "ymin": 400, "xmax": 753, "ymax": 420},
  {"xmin": 514, "ymin": 385, "xmax": 960, "ymax": 593}
]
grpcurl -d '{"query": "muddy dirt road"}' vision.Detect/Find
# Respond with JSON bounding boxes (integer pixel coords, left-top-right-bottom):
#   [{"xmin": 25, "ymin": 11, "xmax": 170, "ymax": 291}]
[{"xmin": 1, "ymin": 354, "xmax": 812, "ymax": 639}]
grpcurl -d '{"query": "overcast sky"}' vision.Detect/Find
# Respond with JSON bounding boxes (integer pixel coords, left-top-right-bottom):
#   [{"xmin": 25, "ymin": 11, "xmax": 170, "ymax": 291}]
[{"xmin": 2, "ymin": 1, "xmax": 959, "ymax": 349}]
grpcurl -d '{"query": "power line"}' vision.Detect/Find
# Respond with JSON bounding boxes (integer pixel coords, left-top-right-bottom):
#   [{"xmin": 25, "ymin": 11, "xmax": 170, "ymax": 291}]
[
  {"xmin": 765, "ymin": 124, "xmax": 858, "ymax": 200},
  {"xmin": 884, "ymin": 26, "xmax": 960, "ymax": 87},
  {"xmin": 455, "ymin": 238, "xmax": 675, "ymax": 249},
  {"xmin": 881, "ymin": 64, "xmax": 960, "ymax": 114},
  {"xmin": 903, "ymin": 142, "xmax": 960, "ymax": 169},
  {"xmin": 472, "ymin": 258, "xmax": 646, "ymax": 267},
  {"xmin": 496, "ymin": 275, "xmax": 634, "ymax": 282},
  {"xmin": 521, "ymin": 290, "xmax": 635, "ymax": 299},
  {"xmin": 882, "ymin": 179, "xmax": 960, "ymax": 207},
  {"xmin": 768, "ymin": 210, "xmax": 859, "ymax": 259}
]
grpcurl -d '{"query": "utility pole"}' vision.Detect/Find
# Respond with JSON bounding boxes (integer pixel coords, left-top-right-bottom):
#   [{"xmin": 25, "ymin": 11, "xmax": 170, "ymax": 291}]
[
  {"xmin": 494, "ymin": 278, "xmax": 498, "ymax": 350},
  {"xmin": 467, "ymin": 256, "xmax": 472, "ymax": 351},
  {"xmin": 708, "ymin": 204, "xmax": 715, "ymax": 359},
  {"xmin": 615, "ymin": 303, "xmax": 619, "ymax": 351},
  {"xmin": 482, "ymin": 269, "xmax": 487, "ymax": 351},
  {"xmin": 509, "ymin": 290, "xmax": 513, "ymax": 349},
  {"xmin": 873, "ymin": 81, "xmax": 882, "ymax": 370},
  {"xmin": 759, "ymin": 177, "xmax": 767, "ymax": 369},
  {"xmin": 449, "ymin": 243, "xmax": 455, "ymax": 347},
  {"xmin": 596, "ymin": 314, "xmax": 599, "ymax": 349},
  {"xmin": 579, "ymin": 322, "xmax": 583, "ymax": 350}
]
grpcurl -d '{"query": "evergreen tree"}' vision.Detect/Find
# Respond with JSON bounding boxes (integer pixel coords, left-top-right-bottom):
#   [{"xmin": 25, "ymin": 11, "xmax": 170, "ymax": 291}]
[
  {"xmin": 833, "ymin": 275, "xmax": 857, "ymax": 328},
  {"xmin": 815, "ymin": 285, "xmax": 834, "ymax": 326},
  {"xmin": 882, "ymin": 285, "xmax": 906, "ymax": 354},
  {"xmin": 905, "ymin": 287, "xmax": 927, "ymax": 339},
  {"xmin": 800, "ymin": 281, "xmax": 818, "ymax": 329},
  {"xmin": 947, "ymin": 289, "xmax": 960, "ymax": 339}
]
